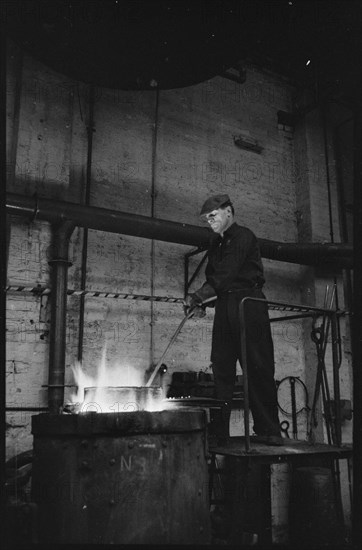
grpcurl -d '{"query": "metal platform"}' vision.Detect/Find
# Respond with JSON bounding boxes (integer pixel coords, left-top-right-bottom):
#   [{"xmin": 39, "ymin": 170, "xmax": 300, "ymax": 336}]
[
  {"xmin": 208, "ymin": 436, "xmax": 352, "ymax": 463},
  {"xmin": 208, "ymin": 437, "xmax": 352, "ymax": 545}
]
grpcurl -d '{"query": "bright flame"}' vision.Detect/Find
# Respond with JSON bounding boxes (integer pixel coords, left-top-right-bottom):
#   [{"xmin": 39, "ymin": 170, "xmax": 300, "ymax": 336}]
[{"xmin": 69, "ymin": 347, "xmax": 173, "ymax": 414}]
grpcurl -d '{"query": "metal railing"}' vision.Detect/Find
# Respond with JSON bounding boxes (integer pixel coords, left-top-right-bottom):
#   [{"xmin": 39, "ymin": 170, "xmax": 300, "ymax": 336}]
[{"xmin": 239, "ymin": 297, "xmax": 344, "ymax": 452}]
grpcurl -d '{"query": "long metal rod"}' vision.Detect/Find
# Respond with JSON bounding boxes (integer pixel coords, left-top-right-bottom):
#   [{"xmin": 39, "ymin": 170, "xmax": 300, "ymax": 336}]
[
  {"xmin": 309, "ymin": 343, "xmax": 326, "ymax": 439},
  {"xmin": 145, "ymin": 311, "xmax": 192, "ymax": 387},
  {"xmin": 331, "ymin": 311, "xmax": 342, "ymax": 446},
  {"xmin": 321, "ymin": 355, "xmax": 334, "ymax": 444},
  {"xmin": 145, "ymin": 295, "xmax": 217, "ymax": 387},
  {"xmin": 241, "ymin": 297, "xmax": 342, "ymax": 316},
  {"xmin": 6, "ymin": 193, "xmax": 353, "ymax": 268},
  {"xmin": 321, "ymin": 287, "xmax": 335, "ymax": 444},
  {"xmin": 320, "ymin": 286, "xmax": 338, "ymax": 444},
  {"xmin": 320, "ymin": 373, "xmax": 332, "ymax": 445},
  {"xmin": 269, "ymin": 312, "xmax": 318, "ymax": 322}
]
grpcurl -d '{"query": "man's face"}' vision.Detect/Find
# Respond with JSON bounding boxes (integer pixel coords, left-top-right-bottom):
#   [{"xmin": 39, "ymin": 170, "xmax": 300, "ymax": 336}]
[{"xmin": 204, "ymin": 207, "xmax": 231, "ymax": 234}]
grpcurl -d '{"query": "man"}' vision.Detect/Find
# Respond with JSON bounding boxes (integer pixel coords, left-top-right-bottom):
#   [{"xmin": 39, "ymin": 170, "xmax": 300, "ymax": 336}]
[{"xmin": 184, "ymin": 194, "xmax": 282, "ymax": 446}]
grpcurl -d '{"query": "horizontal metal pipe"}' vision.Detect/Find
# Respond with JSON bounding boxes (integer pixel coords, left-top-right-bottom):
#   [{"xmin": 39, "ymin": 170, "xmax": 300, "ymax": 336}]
[
  {"xmin": 258, "ymin": 239, "xmax": 353, "ymax": 268},
  {"xmin": 6, "ymin": 193, "xmax": 353, "ymax": 268},
  {"xmin": 6, "ymin": 407, "xmax": 49, "ymax": 412},
  {"xmin": 7, "ymin": 192, "xmax": 209, "ymax": 247}
]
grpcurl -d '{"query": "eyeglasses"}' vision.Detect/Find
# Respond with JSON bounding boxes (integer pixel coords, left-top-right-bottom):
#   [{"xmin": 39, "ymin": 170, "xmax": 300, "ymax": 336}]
[{"xmin": 203, "ymin": 210, "xmax": 220, "ymax": 222}]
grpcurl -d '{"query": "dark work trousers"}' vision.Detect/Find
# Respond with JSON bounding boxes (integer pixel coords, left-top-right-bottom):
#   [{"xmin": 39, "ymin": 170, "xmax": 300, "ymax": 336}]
[{"xmin": 210, "ymin": 288, "xmax": 280, "ymax": 438}]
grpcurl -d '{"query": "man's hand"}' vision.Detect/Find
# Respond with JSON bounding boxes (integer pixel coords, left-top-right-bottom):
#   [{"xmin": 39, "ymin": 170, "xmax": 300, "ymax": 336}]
[
  {"xmin": 191, "ymin": 306, "xmax": 206, "ymax": 318},
  {"xmin": 183, "ymin": 293, "xmax": 205, "ymax": 317}
]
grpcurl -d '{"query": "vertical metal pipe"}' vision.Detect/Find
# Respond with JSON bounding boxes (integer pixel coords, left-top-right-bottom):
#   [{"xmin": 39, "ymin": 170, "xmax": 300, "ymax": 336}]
[
  {"xmin": 78, "ymin": 84, "xmax": 95, "ymax": 361},
  {"xmin": 352, "ymin": 101, "xmax": 362, "ymax": 546},
  {"xmin": 0, "ymin": 36, "xmax": 7, "ymax": 513},
  {"xmin": 184, "ymin": 255, "xmax": 189, "ymax": 299},
  {"xmin": 6, "ymin": 216, "xmax": 11, "ymax": 276},
  {"xmin": 240, "ymin": 298, "xmax": 250, "ymax": 452},
  {"xmin": 48, "ymin": 221, "xmax": 75, "ymax": 413},
  {"xmin": 331, "ymin": 312, "xmax": 341, "ymax": 446}
]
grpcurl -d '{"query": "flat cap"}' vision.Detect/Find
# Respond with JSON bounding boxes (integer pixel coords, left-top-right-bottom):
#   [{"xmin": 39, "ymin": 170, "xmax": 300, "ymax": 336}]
[{"xmin": 199, "ymin": 194, "xmax": 232, "ymax": 217}]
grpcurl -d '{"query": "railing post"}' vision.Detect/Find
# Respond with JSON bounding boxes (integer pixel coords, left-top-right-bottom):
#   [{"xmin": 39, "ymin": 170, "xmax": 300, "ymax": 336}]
[{"xmin": 240, "ymin": 298, "xmax": 251, "ymax": 452}]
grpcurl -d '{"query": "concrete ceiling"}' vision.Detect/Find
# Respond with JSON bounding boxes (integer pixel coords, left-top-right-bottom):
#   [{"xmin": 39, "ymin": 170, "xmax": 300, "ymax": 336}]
[{"xmin": 5, "ymin": 0, "xmax": 361, "ymax": 101}]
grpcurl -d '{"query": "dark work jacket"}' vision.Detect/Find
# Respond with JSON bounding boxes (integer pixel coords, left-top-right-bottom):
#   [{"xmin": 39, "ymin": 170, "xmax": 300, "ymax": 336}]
[{"xmin": 195, "ymin": 222, "xmax": 265, "ymax": 302}]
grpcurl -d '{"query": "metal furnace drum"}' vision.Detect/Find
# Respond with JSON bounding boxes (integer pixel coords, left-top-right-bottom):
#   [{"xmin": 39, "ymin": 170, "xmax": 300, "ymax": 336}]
[{"xmin": 31, "ymin": 409, "xmax": 211, "ymax": 544}]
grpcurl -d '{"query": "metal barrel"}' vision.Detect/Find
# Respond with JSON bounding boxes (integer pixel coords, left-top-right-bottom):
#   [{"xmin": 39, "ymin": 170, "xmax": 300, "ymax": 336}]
[
  {"xmin": 31, "ymin": 410, "xmax": 211, "ymax": 544},
  {"xmin": 289, "ymin": 466, "xmax": 344, "ymax": 546}
]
